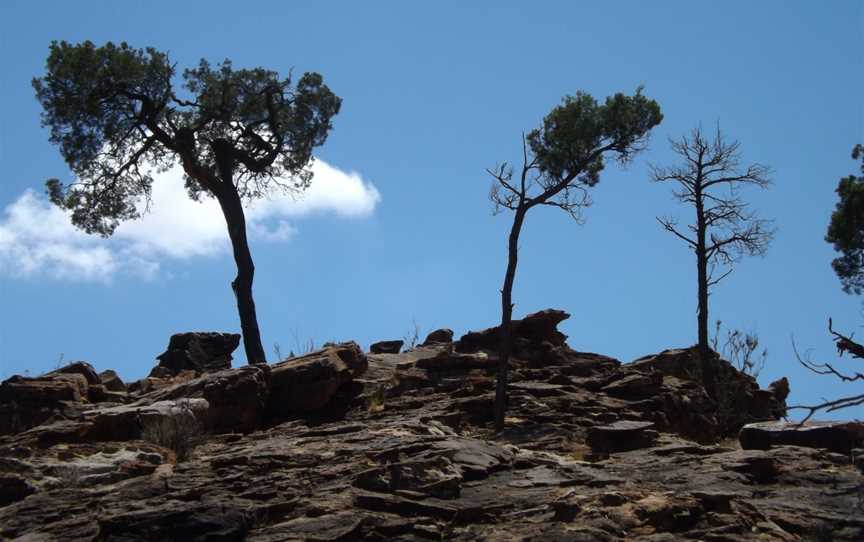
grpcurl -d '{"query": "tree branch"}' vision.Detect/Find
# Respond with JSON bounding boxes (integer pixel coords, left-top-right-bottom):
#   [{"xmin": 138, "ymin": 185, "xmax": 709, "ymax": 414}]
[{"xmin": 656, "ymin": 216, "xmax": 697, "ymax": 247}]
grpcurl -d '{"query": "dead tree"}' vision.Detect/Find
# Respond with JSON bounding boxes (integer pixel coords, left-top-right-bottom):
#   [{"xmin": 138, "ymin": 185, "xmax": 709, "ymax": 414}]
[
  {"xmin": 651, "ymin": 127, "xmax": 774, "ymax": 358},
  {"xmin": 791, "ymin": 319, "xmax": 864, "ymax": 423}
]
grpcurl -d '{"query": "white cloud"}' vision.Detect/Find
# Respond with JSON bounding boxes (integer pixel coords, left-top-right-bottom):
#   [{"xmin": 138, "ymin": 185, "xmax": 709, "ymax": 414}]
[{"xmin": 0, "ymin": 159, "xmax": 380, "ymax": 281}]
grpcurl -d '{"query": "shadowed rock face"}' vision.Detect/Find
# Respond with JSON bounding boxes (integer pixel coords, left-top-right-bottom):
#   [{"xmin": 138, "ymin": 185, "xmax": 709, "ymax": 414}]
[
  {"xmin": 369, "ymin": 340, "xmax": 403, "ymax": 354},
  {"xmin": 0, "ymin": 310, "xmax": 860, "ymax": 541},
  {"xmin": 455, "ymin": 309, "xmax": 570, "ymax": 354},
  {"xmin": 740, "ymin": 420, "xmax": 864, "ymax": 454},
  {"xmin": 153, "ymin": 332, "xmax": 242, "ymax": 376}
]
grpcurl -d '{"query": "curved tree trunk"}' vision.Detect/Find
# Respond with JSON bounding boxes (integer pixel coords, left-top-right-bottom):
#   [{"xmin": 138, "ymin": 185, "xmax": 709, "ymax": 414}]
[
  {"xmin": 494, "ymin": 207, "xmax": 526, "ymax": 432},
  {"xmin": 215, "ymin": 185, "xmax": 267, "ymax": 365}
]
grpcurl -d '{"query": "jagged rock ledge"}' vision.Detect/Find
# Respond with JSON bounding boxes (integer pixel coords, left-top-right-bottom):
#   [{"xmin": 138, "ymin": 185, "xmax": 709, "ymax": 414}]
[{"xmin": 0, "ymin": 309, "xmax": 861, "ymax": 541}]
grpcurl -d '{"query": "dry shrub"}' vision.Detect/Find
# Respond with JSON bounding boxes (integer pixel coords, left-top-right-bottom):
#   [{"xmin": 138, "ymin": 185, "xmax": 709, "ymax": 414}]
[{"xmin": 142, "ymin": 402, "xmax": 204, "ymax": 461}]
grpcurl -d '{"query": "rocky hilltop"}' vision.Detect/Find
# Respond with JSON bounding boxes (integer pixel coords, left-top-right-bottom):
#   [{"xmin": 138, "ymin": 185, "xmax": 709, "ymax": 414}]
[{"xmin": 0, "ymin": 310, "xmax": 862, "ymax": 541}]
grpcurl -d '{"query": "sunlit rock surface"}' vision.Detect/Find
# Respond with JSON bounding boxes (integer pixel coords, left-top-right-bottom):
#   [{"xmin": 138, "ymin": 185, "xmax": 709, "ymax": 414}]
[{"xmin": 0, "ymin": 310, "xmax": 860, "ymax": 541}]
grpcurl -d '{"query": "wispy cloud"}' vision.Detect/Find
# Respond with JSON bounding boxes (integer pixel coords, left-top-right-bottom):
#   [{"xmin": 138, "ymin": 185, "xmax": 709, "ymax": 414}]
[{"xmin": 0, "ymin": 159, "xmax": 380, "ymax": 281}]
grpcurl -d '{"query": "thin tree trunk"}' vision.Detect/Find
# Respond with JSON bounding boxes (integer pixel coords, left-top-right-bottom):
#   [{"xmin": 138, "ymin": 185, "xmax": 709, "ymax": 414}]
[
  {"xmin": 494, "ymin": 207, "xmax": 526, "ymax": 432},
  {"xmin": 215, "ymin": 185, "xmax": 268, "ymax": 365},
  {"xmin": 694, "ymin": 189, "xmax": 717, "ymax": 398}
]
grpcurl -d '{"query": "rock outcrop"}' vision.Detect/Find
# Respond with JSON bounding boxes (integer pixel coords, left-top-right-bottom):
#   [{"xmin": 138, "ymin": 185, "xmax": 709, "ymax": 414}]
[
  {"xmin": 369, "ymin": 340, "xmax": 403, "ymax": 354},
  {"xmin": 152, "ymin": 332, "xmax": 241, "ymax": 376},
  {"xmin": 740, "ymin": 420, "xmax": 864, "ymax": 454},
  {"xmin": 0, "ymin": 361, "xmax": 127, "ymax": 436},
  {"xmin": 0, "ymin": 311, "xmax": 860, "ymax": 541}
]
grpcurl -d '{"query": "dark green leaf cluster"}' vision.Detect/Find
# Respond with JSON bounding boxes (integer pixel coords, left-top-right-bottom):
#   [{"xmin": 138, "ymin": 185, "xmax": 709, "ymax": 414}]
[
  {"xmin": 527, "ymin": 87, "xmax": 662, "ymax": 187},
  {"xmin": 33, "ymin": 41, "xmax": 341, "ymax": 236},
  {"xmin": 178, "ymin": 60, "xmax": 341, "ymax": 199},
  {"xmin": 33, "ymin": 41, "xmax": 174, "ymax": 234},
  {"xmin": 826, "ymin": 144, "xmax": 864, "ymax": 294}
]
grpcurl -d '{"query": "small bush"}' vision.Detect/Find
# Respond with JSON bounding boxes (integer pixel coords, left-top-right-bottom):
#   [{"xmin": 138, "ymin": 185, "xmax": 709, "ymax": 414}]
[
  {"xmin": 367, "ymin": 384, "xmax": 387, "ymax": 414},
  {"xmin": 55, "ymin": 464, "xmax": 82, "ymax": 487},
  {"xmin": 402, "ymin": 319, "xmax": 421, "ymax": 352},
  {"xmin": 713, "ymin": 320, "xmax": 767, "ymax": 379},
  {"xmin": 141, "ymin": 403, "xmax": 204, "ymax": 461}
]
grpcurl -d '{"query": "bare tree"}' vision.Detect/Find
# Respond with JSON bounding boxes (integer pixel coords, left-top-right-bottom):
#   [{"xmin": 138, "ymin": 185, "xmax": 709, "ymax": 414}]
[
  {"xmin": 791, "ymin": 319, "xmax": 864, "ymax": 423},
  {"xmin": 488, "ymin": 89, "xmax": 663, "ymax": 431},
  {"xmin": 651, "ymin": 127, "xmax": 774, "ymax": 358}
]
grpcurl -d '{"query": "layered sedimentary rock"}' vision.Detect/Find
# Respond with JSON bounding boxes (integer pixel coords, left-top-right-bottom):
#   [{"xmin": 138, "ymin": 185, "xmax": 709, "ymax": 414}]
[{"xmin": 0, "ymin": 311, "xmax": 860, "ymax": 541}]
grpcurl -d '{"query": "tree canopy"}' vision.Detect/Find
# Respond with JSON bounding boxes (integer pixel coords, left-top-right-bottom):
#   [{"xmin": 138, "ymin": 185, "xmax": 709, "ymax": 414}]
[
  {"xmin": 488, "ymin": 88, "xmax": 662, "ymax": 431},
  {"xmin": 33, "ymin": 40, "xmax": 341, "ymax": 364},
  {"xmin": 35, "ymin": 40, "xmax": 341, "ymax": 235},
  {"xmin": 826, "ymin": 144, "xmax": 864, "ymax": 294}
]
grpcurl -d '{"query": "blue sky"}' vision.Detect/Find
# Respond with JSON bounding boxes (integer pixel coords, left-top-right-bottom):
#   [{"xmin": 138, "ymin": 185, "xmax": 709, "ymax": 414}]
[{"xmin": 1, "ymin": 1, "xmax": 862, "ymax": 420}]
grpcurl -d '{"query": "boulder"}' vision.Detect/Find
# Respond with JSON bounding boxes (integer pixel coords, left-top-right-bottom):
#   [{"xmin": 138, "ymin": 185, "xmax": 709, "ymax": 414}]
[
  {"xmin": 268, "ymin": 342, "xmax": 367, "ymax": 415},
  {"xmin": 46, "ymin": 361, "xmax": 101, "ymax": 386},
  {"xmin": 201, "ymin": 365, "xmax": 270, "ymax": 433},
  {"xmin": 739, "ymin": 420, "xmax": 864, "ymax": 454},
  {"xmin": 587, "ymin": 420, "xmax": 658, "ymax": 453},
  {"xmin": 0, "ymin": 374, "xmax": 90, "ymax": 435},
  {"xmin": 456, "ymin": 309, "xmax": 570, "ymax": 353},
  {"xmin": 98, "ymin": 370, "xmax": 126, "ymax": 392},
  {"xmin": 153, "ymin": 332, "xmax": 241, "ymax": 376},
  {"xmin": 422, "ymin": 329, "xmax": 454, "ymax": 346},
  {"xmin": 601, "ymin": 371, "xmax": 663, "ymax": 399},
  {"xmin": 0, "ymin": 375, "xmax": 84, "ymax": 403},
  {"xmin": 370, "ymin": 340, "xmax": 404, "ymax": 354},
  {"xmin": 630, "ymin": 348, "xmax": 787, "ymax": 437},
  {"xmin": 140, "ymin": 365, "xmax": 270, "ymax": 434}
]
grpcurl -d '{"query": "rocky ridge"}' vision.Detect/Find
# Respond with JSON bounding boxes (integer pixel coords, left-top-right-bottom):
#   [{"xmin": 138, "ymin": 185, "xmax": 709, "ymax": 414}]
[{"xmin": 0, "ymin": 310, "xmax": 861, "ymax": 541}]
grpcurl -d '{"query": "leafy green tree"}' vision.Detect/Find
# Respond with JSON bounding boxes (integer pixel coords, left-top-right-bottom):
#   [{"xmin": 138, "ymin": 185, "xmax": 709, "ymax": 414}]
[
  {"xmin": 487, "ymin": 89, "xmax": 662, "ymax": 431},
  {"xmin": 33, "ymin": 41, "xmax": 341, "ymax": 365},
  {"xmin": 826, "ymin": 144, "xmax": 864, "ymax": 293}
]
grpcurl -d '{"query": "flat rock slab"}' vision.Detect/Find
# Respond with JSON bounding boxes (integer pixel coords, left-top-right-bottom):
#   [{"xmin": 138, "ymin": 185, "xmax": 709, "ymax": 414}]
[
  {"xmin": 739, "ymin": 420, "xmax": 864, "ymax": 453},
  {"xmin": 369, "ymin": 340, "xmax": 403, "ymax": 354},
  {"xmin": 508, "ymin": 382, "xmax": 566, "ymax": 397},
  {"xmin": 587, "ymin": 420, "xmax": 658, "ymax": 453}
]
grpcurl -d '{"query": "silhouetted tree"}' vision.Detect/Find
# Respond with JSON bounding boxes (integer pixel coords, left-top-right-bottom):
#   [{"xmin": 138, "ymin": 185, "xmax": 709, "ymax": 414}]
[
  {"xmin": 651, "ymin": 127, "xmax": 773, "ymax": 357},
  {"xmin": 788, "ymin": 145, "xmax": 864, "ymax": 422},
  {"xmin": 488, "ymin": 89, "xmax": 662, "ymax": 431},
  {"xmin": 826, "ymin": 144, "xmax": 864, "ymax": 293},
  {"xmin": 33, "ymin": 41, "xmax": 341, "ymax": 364}
]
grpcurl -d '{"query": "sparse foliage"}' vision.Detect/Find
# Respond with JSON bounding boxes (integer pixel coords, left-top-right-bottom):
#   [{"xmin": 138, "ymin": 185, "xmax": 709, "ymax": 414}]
[
  {"xmin": 33, "ymin": 41, "xmax": 341, "ymax": 364},
  {"xmin": 141, "ymin": 402, "xmax": 205, "ymax": 461},
  {"xmin": 366, "ymin": 383, "xmax": 387, "ymax": 414},
  {"xmin": 402, "ymin": 319, "xmax": 421, "ymax": 352},
  {"xmin": 285, "ymin": 328, "xmax": 316, "ymax": 358},
  {"xmin": 713, "ymin": 320, "xmax": 767, "ymax": 378},
  {"xmin": 54, "ymin": 464, "xmax": 83, "ymax": 487},
  {"xmin": 651, "ymin": 126, "xmax": 774, "ymax": 356},
  {"xmin": 826, "ymin": 144, "xmax": 864, "ymax": 294},
  {"xmin": 488, "ymin": 88, "xmax": 662, "ymax": 431},
  {"xmin": 791, "ymin": 319, "xmax": 864, "ymax": 423}
]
